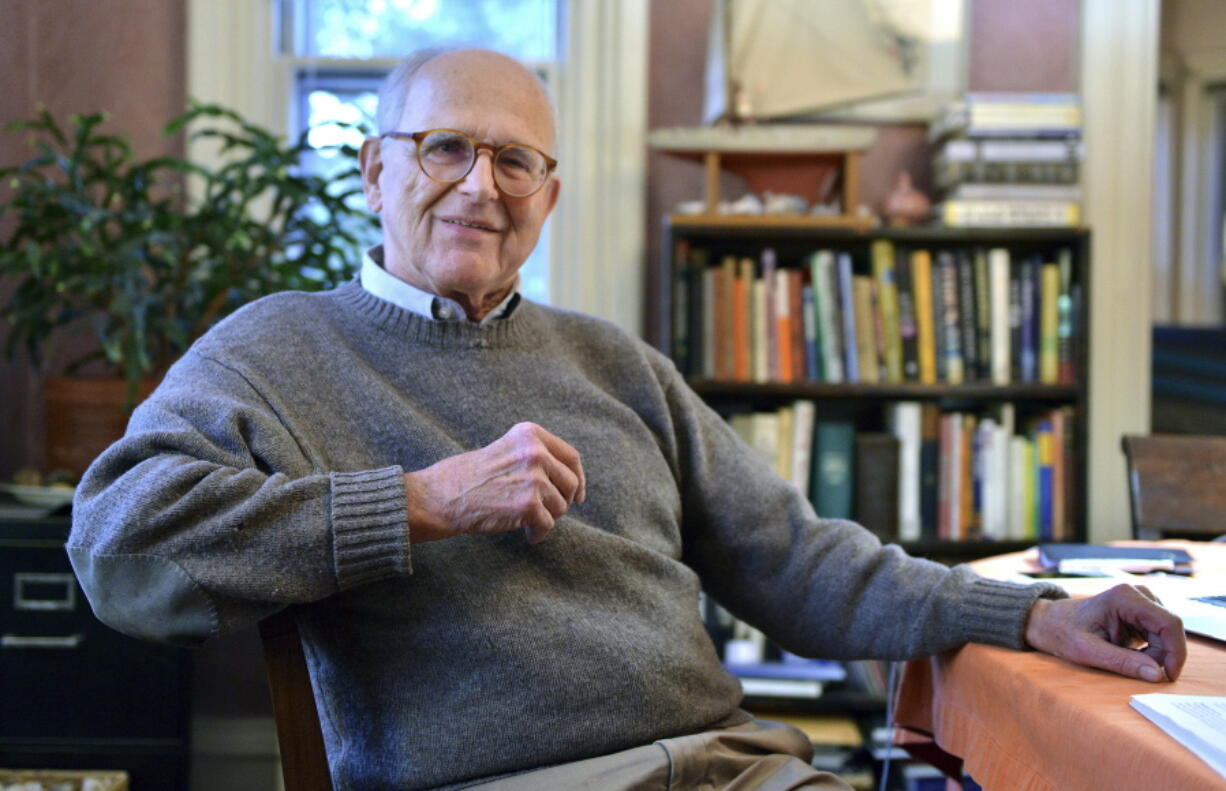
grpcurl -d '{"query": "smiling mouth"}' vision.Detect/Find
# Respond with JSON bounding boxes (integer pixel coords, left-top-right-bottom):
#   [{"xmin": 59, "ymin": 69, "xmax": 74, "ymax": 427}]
[{"xmin": 440, "ymin": 217, "xmax": 498, "ymax": 232}]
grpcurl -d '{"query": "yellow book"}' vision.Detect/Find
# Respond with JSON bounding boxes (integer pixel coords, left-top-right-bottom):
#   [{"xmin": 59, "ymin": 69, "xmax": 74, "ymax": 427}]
[
  {"xmin": 871, "ymin": 240, "xmax": 903, "ymax": 383},
  {"xmin": 1023, "ymin": 438, "xmax": 1036, "ymax": 538},
  {"xmin": 776, "ymin": 406, "xmax": 794, "ymax": 480},
  {"xmin": 852, "ymin": 275, "xmax": 879, "ymax": 383},
  {"xmin": 911, "ymin": 250, "xmax": 937, "ymax": 384},
  {"xmin": 1040, "ymin": 263, "xmax": 1060, "ymax": 383}
]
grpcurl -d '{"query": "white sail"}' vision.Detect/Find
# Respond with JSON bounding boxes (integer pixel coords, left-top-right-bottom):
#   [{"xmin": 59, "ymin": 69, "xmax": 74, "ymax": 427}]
[{"xmin": 705, "ymin": 0, "xmax": 965, "ymax": 123}]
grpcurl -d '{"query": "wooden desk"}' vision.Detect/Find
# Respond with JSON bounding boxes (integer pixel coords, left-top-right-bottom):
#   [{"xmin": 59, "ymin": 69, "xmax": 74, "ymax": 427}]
[{"xmin": 892, "ymin": 542, "xmax": 1226, "ymax": 791}]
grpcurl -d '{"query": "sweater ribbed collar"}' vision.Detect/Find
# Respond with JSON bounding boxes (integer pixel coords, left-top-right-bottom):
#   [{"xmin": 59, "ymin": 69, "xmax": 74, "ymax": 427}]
[{"xmin": 330, "ymin": 280, "xmax": 539, "ymax": 349}]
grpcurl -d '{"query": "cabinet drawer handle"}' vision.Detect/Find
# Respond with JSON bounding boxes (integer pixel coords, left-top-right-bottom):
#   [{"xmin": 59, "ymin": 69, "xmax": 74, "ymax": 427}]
[{"xmin": 1, "ymin": 633, "xmax": 84, "ymax": 649}]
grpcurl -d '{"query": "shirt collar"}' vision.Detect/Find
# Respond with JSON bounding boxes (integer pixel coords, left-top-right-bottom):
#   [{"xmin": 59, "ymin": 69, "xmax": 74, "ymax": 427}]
[{"xmin": 359, "ymin": 245, "xmax": 520, "ymax": 325}]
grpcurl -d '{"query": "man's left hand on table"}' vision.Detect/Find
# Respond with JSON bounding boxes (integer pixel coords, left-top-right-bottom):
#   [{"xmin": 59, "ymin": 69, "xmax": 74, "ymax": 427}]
[{"xmin": 1024, "ymin": 584, "xmax": 1188, "ymax": 682}]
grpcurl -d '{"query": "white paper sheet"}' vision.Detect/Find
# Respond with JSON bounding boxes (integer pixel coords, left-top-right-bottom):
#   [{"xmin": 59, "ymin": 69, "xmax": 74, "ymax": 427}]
[{"xmin": 1131, "ymin": 693, "xmax": 1226, "ymax": 780}]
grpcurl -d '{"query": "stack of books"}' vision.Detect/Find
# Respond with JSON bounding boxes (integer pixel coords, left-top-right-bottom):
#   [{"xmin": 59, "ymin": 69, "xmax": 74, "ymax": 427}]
[
  {"xmin": 724, "ymin": 400, "xmax": 1077, "ymax": 543},
  {"xmin": 672, "ymin": 241, "xmax": 1080, "ymax": 387},
  {"xmin": 930, "ymin": 93, "xmax": 1082, "ymax": 227}
]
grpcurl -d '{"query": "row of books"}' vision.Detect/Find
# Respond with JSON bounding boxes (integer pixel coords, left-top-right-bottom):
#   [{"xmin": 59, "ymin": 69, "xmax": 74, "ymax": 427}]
[
  {"xmin": 672, "ymin": 240, "xmax": 1081, "ymax": 387},
  {"xmin": 728, "ymin": 400, "xmax": 1077, "ymax": 543},
  {"xmin": 932, "ymin": 93, "xmax": 1083, "ymax": 228}
]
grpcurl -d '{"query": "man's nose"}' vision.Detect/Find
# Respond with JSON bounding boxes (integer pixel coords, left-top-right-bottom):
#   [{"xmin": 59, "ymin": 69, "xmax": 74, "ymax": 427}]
[{"xmin": 456, "ymin": 150, "xmax": 499, "ymax": 199}]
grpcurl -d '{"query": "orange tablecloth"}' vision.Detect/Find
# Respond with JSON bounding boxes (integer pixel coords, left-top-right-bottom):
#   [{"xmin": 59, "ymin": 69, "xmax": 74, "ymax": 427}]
[{"xmin": 893, "ymin": 541, "xmax": 1226, "ymax": 791}]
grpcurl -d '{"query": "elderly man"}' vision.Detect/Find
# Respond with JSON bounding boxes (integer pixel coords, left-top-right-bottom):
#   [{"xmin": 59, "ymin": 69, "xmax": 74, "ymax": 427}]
[{"xmin": 69, "ymin": 49, "xmax": 1185, "ymax": 791}]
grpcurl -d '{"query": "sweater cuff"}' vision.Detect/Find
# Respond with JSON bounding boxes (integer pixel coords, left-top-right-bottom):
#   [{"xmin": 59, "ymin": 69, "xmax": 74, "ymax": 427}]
[
  {"xmin": 330, "ymin": 466, "xmax": 411, "ymax": 590},
  {"xmin": 956, "ymin": 576, "xmax": 1069, "ymax": 650}
]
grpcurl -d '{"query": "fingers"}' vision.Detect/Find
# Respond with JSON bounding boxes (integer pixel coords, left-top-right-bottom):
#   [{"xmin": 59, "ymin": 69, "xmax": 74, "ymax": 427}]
[
  {"xmin": 528, "ymin": 424, "xmax": 586, "ymax": 504},
  {"xmin": 1068, "ymin": 633, "xmax": 1168, "ymax": 682},
  {"xmin": 1075, "ymin": 585, "xmax": 1187, "ymax": 682},
  {"xmin": 1108, "ymin": 585, "xmax": 1187, "ymax": 681}
]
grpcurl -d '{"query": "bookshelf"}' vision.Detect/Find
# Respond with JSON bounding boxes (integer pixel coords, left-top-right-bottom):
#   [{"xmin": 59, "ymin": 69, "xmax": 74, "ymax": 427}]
[{"xmin": 657, "ymin": 220, "xmax": 1092, "ymax": 560}]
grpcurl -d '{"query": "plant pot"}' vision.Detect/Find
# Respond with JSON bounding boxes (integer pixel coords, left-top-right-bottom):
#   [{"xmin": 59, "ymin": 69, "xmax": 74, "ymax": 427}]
[{"xmin": 44, "ymin": 377, "xmax": 157, "ymax": 478}]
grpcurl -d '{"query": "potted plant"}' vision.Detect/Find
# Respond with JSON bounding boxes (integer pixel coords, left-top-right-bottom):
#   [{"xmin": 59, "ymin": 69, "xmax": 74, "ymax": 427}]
[{"xmin": 0, "ymin": 103, "xmax": 379, "ymax": 475}]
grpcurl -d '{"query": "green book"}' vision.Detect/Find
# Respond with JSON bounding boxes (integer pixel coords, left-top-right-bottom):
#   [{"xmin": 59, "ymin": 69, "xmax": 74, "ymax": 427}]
[{"xmin": 812, "ymin": 421, "xmax": 855, "ymax": 519}]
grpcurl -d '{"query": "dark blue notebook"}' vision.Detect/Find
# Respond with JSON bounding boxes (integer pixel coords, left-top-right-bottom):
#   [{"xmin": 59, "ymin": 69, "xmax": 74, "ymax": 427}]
[{"xmin": 1038, "ymin": 543, "xmax": 1194, "ymax": 573}]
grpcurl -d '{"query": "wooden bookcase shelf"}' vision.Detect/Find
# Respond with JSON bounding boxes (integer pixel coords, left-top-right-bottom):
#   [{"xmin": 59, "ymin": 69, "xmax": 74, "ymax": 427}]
[{"xmin": 658, "ymin": 219, "xmax": 1092, "ymax": 558}]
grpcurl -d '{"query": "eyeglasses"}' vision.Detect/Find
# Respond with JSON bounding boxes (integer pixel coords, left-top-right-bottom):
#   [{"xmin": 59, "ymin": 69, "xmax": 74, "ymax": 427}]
[{"xmin": 381, "ymin": 128, "xmax": 558, "ymax": 197}]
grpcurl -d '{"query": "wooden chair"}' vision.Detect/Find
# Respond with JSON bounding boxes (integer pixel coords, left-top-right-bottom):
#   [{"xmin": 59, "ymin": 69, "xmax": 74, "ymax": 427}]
[
  {"xmin": 259, "ymin": 607, "xmax": 333, "ymax": 791},
  {"xmin": 1121, "ymin": 433, "xmax": 1226, "ymax": 540}
]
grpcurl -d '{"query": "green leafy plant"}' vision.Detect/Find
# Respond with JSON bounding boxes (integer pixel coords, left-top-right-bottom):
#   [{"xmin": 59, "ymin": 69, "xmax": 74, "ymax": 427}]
[{"xmin": 0, "ymin": 102, "xmax": 379, "ymax": 399}]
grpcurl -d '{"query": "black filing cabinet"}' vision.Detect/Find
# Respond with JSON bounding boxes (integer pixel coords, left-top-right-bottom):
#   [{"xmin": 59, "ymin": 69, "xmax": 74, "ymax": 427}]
[{"xmin": 0, "ymin": 514, "xmax": 191, "ymax": 788}]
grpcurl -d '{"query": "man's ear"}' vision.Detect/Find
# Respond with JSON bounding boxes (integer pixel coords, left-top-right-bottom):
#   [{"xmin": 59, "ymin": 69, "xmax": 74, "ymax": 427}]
[
  {"xmin": 358, "ymin": 137, "xmax": 384, "ymax": 213},
  {"xmin": 542, "ymin": 175, "xmax": 561, "ymax": 216}
]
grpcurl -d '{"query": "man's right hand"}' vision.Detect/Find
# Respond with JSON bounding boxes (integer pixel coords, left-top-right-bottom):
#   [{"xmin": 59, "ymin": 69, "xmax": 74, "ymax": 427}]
[{"xmin": 403, "ymin": 422, "xmax": 586, "ymax": 545}]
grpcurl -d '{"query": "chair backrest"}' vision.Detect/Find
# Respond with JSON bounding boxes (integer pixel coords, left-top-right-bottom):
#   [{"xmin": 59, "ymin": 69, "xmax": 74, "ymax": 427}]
[
  {"xmin": 259, "ymin": 607, "xmax": 333, "ymax": 791},
  {"xmin": 1121, "ymin": 433, "xmax": 1226, "ymax": 540}
]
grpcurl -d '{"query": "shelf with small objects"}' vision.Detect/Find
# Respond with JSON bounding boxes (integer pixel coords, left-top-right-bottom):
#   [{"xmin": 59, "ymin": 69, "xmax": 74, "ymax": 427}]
[{"xmin": 657, "ymin": 222, "xmax": 1092, "ymax": 562}]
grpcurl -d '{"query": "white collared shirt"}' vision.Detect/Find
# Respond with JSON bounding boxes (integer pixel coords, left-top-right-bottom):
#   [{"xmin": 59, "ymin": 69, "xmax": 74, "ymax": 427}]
[{"xmin": 359, "ymin": 246, "xmax": 519, "ymax": 325}]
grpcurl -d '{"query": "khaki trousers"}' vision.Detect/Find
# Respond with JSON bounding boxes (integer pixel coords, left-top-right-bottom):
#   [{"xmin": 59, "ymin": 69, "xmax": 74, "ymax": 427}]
[{"xmin": 465, "ymin": 717, "xmax": 853, "ymax": 791}]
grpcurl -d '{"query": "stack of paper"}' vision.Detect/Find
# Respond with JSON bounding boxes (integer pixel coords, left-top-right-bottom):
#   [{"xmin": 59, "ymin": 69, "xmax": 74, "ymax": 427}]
[{"xmin": 1131, "ymin": 694, "xmax": 1226, "ymax": 780}]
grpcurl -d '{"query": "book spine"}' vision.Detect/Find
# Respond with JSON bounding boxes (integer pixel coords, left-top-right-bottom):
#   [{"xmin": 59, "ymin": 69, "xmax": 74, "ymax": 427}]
[
  {"xmin": 937, "ymin": 252, "xmax": 963, "ymax": 384},
  {"xmin": 872, "ymin": 240, "xmax": 903, "ymax": 383},
  {"xmin": 941, "ymin": 199, "xmax": 1081, "ymax": 227},
  {"xmin": 752, "ymin": 278, "xmax": 769, "ymax": 383},
  {"xmin": 888, "ymin": 401, "xmax": 923, "ymax": 541},
  {"xmin": 788, "ymin": 268, "xmax": 806, "ymax": 383},
  {"xmin": 960, "ymin": 414, "xmax": 976, "ymax": 539},
  {"xmin": 1021, "ymin": 259, "xmax": 1039, "ymax": 382},
  {"xmin": 776, "ymin": 405, "xmax": 794, "ymax": 480},
  {"xmin": 854, "ymin": 432, "xmax": 901, "ymax": 542},
  {"xmin": 763, "ymin": 248, "xmax": 778, "ymax": 382},
  {"xmin": 1056, "ymin": 248, "xmax": 1076, "ymax": 384},
  {"xmin": 957, "ymin": 251, "xmax": 979, "ymax": 382},
  {"xmin": 813, "ymin": 422, "xmax": 855, "ymax": 520},
  {"xmin": 988, "ymin": 248, "xmax": 1011, "ymax": 384},
  {"xmin": 911, "ymin": 250, "xmax": 937, "ymax": 385},
  {"xmin": 1040, "ymin": 262, "xmax": 1060, "ymax": 383},
  {"xmin": 895, "ymin": 249, "xmax": 920, "ymax": 381},
  {"xmin": 837, "ymin": 252, "xmax": 859, "ymax": 383},
  {"xmin": 852, "ymin": 275, "xmax": 879, "ymax": 384},
  {"xmin": 919, "ymin": 404, "xmax": 940, "ymax": 540},
  {"xmin": 974, "ymin": 250, "xmax": 992, "ymax": 381},
  {"xmin": 791, "ymin": 400, "xmax": 816, "ymax": 498},
  {"xmin": 1036, "ymin": 418, "xmax": 1054, "ymax": 540},
  {"xmin": 1050, "ymin": 407, "xmax": 1066, "ymax": 540},
  {"xmin": 715, "ymin": 256, "xmax": 735, "ymax": 380},
  {"xmin": 774, "ymin": 268, "xmax": 793, "ymax": 384},
  {"xmin": 733, "ymin": 258, "xmax": 752, "ymax": 382},
  {"xmin": 813, "ymin": 251, "xmax": 844, "ymax": 383},
  {"xmin": 701, "ymin": 264, "xmax": 716, "ymax": 379},
  {"xmin": 802, "ymin": 284, "xmax": 819, "ymax": 382}
]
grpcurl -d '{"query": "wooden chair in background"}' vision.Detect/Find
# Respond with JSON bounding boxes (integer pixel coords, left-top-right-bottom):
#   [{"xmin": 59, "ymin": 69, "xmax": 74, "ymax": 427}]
[
  {"xmin": 259, "ymin": 607, "xmax": 333, "ymax": 791},
  {"xmin": 1121, "ymin": 433, "xmax": 1226, "ymax": 540}
]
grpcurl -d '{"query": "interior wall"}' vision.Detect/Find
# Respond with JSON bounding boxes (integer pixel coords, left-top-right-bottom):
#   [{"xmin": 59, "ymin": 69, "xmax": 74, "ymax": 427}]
[
  {"xmin": 643, "ymin": 0, "xmax": 1082, "ymax": 341},
  {"xmin": 0, "ymin": 0, "xmax": 188, "ymax": 479}
]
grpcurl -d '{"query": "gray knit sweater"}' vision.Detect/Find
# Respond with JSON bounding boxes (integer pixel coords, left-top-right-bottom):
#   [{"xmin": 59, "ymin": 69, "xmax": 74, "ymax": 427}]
[{"xmin": 68, "ymin": 281, "xmax": 1059, "ymax": 790}]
